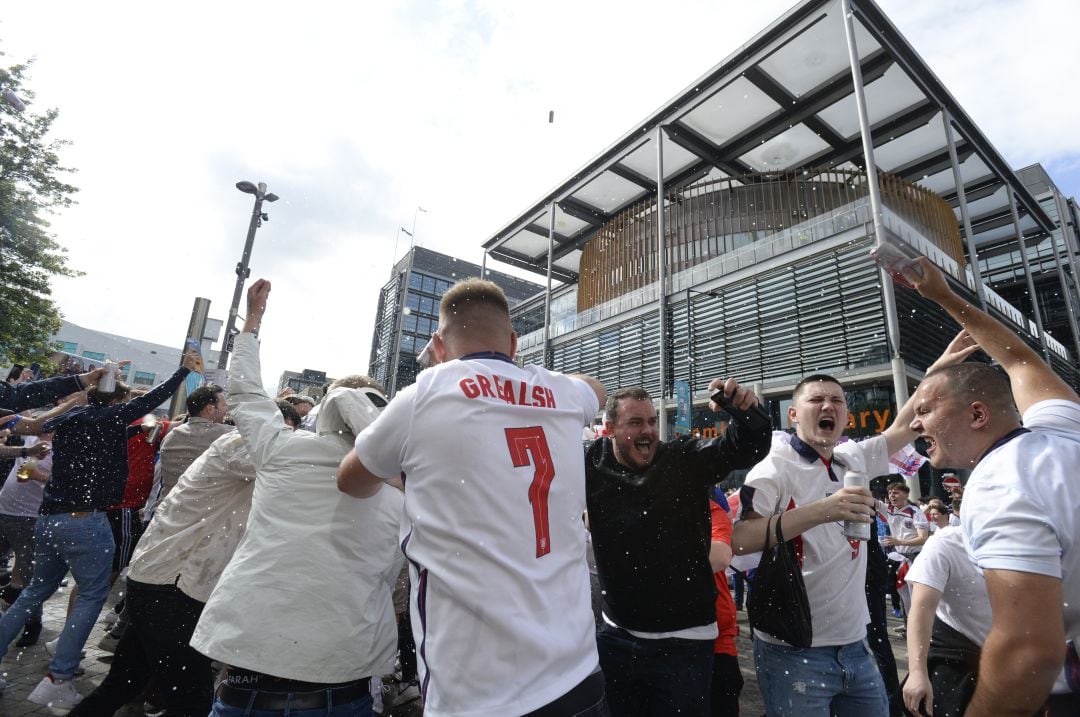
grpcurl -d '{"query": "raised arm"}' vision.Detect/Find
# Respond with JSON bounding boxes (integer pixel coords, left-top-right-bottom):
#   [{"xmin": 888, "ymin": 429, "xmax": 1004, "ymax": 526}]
[
  {"xmin": 226, "ymin": 279, "xmax": 294, "ymax": 471},
  {"xmin": 901, "ymin": 257, "xmax": 1079, "ymax": 413}
]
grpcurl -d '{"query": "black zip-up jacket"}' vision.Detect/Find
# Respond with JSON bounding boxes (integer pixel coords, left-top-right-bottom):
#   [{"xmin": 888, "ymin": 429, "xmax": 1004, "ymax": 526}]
[
  {"xmin": 40, "ymin": 367, "xmax": 189, "ymax": 514},
  {"xmin": 585, "ymin": 420, "xmax": 770, "ymax": 632}
]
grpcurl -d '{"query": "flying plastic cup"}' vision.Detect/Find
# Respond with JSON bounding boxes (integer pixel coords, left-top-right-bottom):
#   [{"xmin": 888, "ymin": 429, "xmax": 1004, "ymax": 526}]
[{"xmin": 869, "ymin": 238, "xmax": 924, "ymax": 289}]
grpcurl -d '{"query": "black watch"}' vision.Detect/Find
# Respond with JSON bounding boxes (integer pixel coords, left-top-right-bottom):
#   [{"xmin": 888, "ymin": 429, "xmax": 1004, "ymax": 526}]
[{"xmin": 20, "ymin": 447, "xmax": 28, "ymax": 459}]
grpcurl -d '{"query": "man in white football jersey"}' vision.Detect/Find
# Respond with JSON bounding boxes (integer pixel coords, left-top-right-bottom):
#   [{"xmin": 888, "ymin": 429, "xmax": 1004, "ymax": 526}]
[
  {"xmin": 903, "ymin": 257, "xmax": 1080, "ymax": 716},
  {"xmin": 338, "ymin": 278, "xmax": 607, "ymax": 717}
]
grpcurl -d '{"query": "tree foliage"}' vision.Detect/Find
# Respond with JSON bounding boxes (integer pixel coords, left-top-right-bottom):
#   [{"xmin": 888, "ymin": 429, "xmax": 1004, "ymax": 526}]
[{"xmin": 0, "ymin": 49, "xmax": 80, "ymax": 365}]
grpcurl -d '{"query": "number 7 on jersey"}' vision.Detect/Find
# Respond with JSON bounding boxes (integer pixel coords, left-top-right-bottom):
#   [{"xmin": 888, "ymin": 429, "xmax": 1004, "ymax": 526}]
[{"xmin": 504, "ymin": 426, "xmax": 555, "ymax": 558}]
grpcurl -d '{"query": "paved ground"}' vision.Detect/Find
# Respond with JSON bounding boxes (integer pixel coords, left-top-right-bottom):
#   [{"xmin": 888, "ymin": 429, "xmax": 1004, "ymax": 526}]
[{"xmin": 0, "ymin": 583, "xmax": 911, "ymax": 715}]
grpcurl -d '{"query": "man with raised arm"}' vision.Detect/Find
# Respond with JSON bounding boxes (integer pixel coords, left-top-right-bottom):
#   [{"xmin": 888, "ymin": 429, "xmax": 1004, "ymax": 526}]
[
  {"xmin": 191, "ymin": 280, "xmax": 403, "ymax": 717},
  {"xmin": 901, "ymin": 257, "xmax": 1080, "ymax": 716},
  {"xmin": 338, "ymin": 277, "xmax": 608, "ymax": 717},
  {"xmin": 730, "ymin": 333, "xmax": 976, "ymax": 717}
]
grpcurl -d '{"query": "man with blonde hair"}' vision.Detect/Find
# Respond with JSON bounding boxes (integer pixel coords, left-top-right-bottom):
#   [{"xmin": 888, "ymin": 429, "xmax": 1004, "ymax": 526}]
[{"xmin": 339, "ymin": 277, "xmax": 608, "ymax": 716}]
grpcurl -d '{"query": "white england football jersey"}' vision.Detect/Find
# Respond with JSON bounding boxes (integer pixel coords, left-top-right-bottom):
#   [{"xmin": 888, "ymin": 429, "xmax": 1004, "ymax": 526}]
[
  {"xmin": 354, "ymin": 354, "xmax": 600, "ymax": 717},
  {"xmin": 964, "ymin": 399, "xmax": 1080, "ymax": 695},
  {"xmin": 738, "ymin": 432, "xmax": 889, "ymax": 647}
]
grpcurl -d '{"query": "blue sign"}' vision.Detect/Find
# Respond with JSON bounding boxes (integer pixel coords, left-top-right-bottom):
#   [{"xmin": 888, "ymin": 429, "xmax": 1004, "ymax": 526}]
[{"xmin": 674, "ymin": 379, "xmax": 691, "ymax": 435}]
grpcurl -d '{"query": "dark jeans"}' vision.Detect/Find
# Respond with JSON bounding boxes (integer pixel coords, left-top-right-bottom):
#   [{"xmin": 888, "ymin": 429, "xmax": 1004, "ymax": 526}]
[
  {"xmin": 710, "ymin": 653, "xmax": 743, "ymax": 717},
  {"xmin": 69, "ymin": 579, "xmax": 213, "ymax": 717},
  {"xmin": 525, "ymin": 671, "xmax": 611, "ymax": 717},
  {"xmin": 865, "ymin": 580, "xmax": 902, "ymax": 716},
  {"xmin": 731, "ymin": 571, "xmax": 745, "ymax": 609},
  {"xmin": 597, "ymin": 623, "xmax": 713, "ymax": 716}
]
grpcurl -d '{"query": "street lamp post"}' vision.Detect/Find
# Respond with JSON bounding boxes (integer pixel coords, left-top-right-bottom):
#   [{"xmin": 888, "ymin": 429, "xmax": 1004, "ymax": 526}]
[{"xmin": 217, "ymin": 181, "xmax": 279, "ymax": 371}]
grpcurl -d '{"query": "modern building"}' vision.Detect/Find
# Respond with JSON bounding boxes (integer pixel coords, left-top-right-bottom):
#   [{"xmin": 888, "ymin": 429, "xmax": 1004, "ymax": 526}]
[
  {"xmin": 480, "ymin": 0, "xmax": 1080, "ymax": 490},
  {"xmin": 369, "ymin": 246, "xmax": 542, "ymax": 395},
  {"xmin": 50, "ymin": 320, "xmax": 200, "ymax": 389}
]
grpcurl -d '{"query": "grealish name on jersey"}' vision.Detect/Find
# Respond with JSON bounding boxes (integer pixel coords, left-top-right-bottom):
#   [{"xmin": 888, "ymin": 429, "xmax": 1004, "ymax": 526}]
[{"xmin": 459, "ymin": 372, "xmax": 557, "ymax": 409}]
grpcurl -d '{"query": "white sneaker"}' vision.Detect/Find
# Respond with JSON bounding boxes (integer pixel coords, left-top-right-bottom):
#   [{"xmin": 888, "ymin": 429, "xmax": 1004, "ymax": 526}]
[
  {"xmin": 27, "ymin": 674, "xmax": 83, "ymax": 709},
  {"xmin": 97, "ymin": 631, "xmax": 120, "ymax": 652},
  {"xmin": 44, "ymin": 638, "xmax": 86, "ymax": 658},
  {"xmin": 0, "ymin": 675, "xmax": 7, "ymax": 692}
]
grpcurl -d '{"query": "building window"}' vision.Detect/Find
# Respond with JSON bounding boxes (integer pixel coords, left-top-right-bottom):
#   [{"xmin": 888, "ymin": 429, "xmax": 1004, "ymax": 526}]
[
  {"xmin": 419, "ymin": 296, "xmax": 435, "ymax": 315},
  {"xmin": 81, "ymin": 350, "xmax": 106, "ymax": 362},
  {"xmin": 406, "ymin": 293, "xmax": 421, "ymax": 312},
  {"xmin": 133, "ymin": 371, "xmax": 156, "ymax": 386},
  {"xmin": 60, "ymin": 341, "xmax": 78, "ymax": 353},
  {"xmin": 422, "ymin": 275, "xmax": 437, "ymax": 294},
  {"xmin": 436, "ymin": 279, "xmax": 451, "ymax": 294},
  {"xmin": 410, "ymin": 272, "xmax": 424, "ymax": 290}
]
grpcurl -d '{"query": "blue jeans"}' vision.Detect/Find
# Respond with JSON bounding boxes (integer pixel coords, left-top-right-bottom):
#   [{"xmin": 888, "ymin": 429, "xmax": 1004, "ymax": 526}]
[
  {"xmin": 753, "ymin": 637, "xmax": 888, "ymax": 717},
  {"xmin": 0, "ymin": 512, "xmax": 114, "ymax": 679},
  {"xmin": 210, "ymin": 691, "xmax": 373, "ymax": 717},
  {"xmin": 597, "ymin": 623, "xmax": 713, "ymax": 716}
]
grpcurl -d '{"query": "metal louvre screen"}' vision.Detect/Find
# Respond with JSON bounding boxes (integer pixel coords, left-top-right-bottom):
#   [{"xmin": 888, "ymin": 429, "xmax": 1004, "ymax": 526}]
[{"xmin": 543, "ymin": 242, "xmax": 889, "ymax": 391}]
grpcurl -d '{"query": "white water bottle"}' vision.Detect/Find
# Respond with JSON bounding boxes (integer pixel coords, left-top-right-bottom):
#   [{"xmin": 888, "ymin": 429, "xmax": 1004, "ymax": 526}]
[
  {"xmin": 842, "ymin": 470, "xmax": 871, "ymax": 541},
  {"xmin": 97, "ymin": 360, "xmax": 116, "ymax": 393}
]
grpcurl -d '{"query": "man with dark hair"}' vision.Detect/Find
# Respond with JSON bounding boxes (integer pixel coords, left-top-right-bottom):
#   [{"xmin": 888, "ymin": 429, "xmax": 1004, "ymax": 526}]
[
  {"xmin": 0, "ymin": 353, "xmax": 197, "ymax": 708},
  {"xmin": 882, "ymin": 481, "xmax": 928, "ymax": 620},
  {"xmin": 731, "ymin": 335, "xmax": 974, "ymax": 717},
  {"xmin": 70, "ymin": 400, "xmax": 302, "ymax": 717},
  {"xmin": 339, "ymin": 277, "xmax": 609, "ymax": 717},
  {"xmin": 586, "ymin": 380, "xmax": 770, "ymax": 716},
  {"xmin": 902, "ymin": 257, "xmax": 1080, "ymax": 716},
  {"xmin": 144, "ymin": 383, "xmax": 232, "ymax": 516}
]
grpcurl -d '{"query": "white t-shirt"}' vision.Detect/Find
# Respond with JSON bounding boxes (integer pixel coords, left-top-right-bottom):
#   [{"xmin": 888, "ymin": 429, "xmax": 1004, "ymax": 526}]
[
  {"xmin": 739, "ymin": 432, "xmax": 889, "ymax": 647},
  {"xmin": 354, "ymin": 355, "xmax": 600, "ymax": 717},
  {"xmin": 964, "ymin": 399, "xmax": 1080, "ymax": 694},
  {"xmin": 885, "ymin": 502, "xmax": 928, "ymax": 557},
  {"xmin": 906, "ymin": 525, "xmax": 990, "ymax": 645}
]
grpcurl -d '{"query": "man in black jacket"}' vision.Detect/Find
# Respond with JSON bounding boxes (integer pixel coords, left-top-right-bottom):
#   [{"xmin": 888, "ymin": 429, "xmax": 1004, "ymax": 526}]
[
  {"xmin": 0, "ymin": 352, "xmax": 196, "ymax": 709},
  {"xmin": 586, "ymin": 378, "xmax": 770, "ymax": 716}
]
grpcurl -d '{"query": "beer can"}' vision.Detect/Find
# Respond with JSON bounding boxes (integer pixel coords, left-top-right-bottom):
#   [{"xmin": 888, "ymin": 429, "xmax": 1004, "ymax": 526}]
[
  {"xmin": 98, "ymin": 360, "xmax": 116, "ymax": 393},
  {"xmin": 842, "ymin": 470, "xmax": 871, "ymax": 541}
]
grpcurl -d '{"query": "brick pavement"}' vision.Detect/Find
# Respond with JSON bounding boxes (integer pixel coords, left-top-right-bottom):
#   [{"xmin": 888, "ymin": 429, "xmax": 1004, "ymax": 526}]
[{"xmin": 0, "ymin": 581, "xmax": 912, "ymax": 715}]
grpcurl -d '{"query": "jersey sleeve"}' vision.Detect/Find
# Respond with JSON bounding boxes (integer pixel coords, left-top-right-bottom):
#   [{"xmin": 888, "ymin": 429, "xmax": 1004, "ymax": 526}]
[
  {"xmin": 567, "ymin": 376, "xmax": 600, "ymax": 425},
  {"xmin": 912, "ymin": 507, "xmax": 929, "ymax": 531},
  {"xmin": 905, "ymin": 532, "xmax": 952, "ymax": 592},
  {"xmin": 353, "ymin": 384, "xmax": 417, "ymax": 480},
  {"xmin": 1022, "ymin": 399, "xmax": 1080, "ymax": 434},
  {"xmin": 737, "ymin": 450, "xmax": 784, "ymax": 522},
  {"xmin": 964, "ymin": 481, "xmax": 1062, "ymax": 578}
]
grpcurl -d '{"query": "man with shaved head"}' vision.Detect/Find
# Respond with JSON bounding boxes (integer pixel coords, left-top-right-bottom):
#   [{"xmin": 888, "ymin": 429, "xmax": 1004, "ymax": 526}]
[
  {"xmin": 901, "ymin": 257, "xmax": 1080, "ymax": 716},
  {"xmin": 339, "ymin": 277, "xmax": 609, "ymax": 716}
]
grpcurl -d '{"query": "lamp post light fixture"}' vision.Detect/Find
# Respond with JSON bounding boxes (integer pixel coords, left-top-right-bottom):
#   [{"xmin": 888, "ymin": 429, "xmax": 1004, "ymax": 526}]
[{"xmin": 217, "ymin": 181, "xmax": 279, "ymax": 371}]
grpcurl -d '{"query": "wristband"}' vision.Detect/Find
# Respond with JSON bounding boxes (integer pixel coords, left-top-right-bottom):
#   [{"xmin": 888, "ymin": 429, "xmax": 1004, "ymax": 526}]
[{"xmin": 20, "ymin": 447, "xmax": 28, "ymax": 459}]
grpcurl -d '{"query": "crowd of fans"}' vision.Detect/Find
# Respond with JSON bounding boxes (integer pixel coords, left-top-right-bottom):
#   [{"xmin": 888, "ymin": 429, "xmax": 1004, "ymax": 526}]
[{"xmin": 0, "ymin": 255, "xmax": 1076, "ymax": 716}]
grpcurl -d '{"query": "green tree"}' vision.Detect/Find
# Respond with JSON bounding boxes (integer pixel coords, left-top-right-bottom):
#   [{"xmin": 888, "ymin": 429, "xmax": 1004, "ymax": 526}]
[{"xmin": 0, "ymin": 50, "xmax": 80, "ymax": 366}]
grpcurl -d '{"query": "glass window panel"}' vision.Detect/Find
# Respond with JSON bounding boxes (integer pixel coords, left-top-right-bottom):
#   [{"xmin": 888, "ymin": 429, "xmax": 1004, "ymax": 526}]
[
  {"xmin": 410, "ymin": 272, "xmax": 423, "ymax": 289},
  {"xmin": 422, "ymin": 275, "xmax": 436, "ymax": 294},
  {"xmin": 420, "ymin": 296, "xmax": 435, "ymax": 315},
  {"xmin": 406, "ymin": 293, "xmax": 421, "ymax": 311},
  {"xmin": 60, "ymin": 341, "xmax": 79, "ymax": 353},
  {"xmin": 81, "ymin": 351, "xmax": 106, "ymax": 362},
  {"xmin": 403, "ymin": 315, "xmax": 418, "ymax": 333}
]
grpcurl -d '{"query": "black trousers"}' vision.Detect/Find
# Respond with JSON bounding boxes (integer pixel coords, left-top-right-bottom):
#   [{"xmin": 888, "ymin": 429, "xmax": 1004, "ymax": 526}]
[
  {"xmin": 709, "ymin": 653, "xmax": 743, "ymax": 717},
  {"xmin": 68, "ymin": 579, "xmax": 213, "ymax": 717}
]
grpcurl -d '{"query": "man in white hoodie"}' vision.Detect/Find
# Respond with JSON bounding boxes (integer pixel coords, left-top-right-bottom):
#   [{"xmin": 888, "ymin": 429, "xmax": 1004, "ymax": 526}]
[{"xmin": 191, "ymin": 279, "xmax": 404, "ymax": 717}]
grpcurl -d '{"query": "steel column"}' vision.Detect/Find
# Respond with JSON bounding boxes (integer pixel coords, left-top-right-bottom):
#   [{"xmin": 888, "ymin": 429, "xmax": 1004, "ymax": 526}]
[
  {"xmin": 1007, "ymin": 190, "xmax": 1051, "ymax": 361},
  {"xmin": 656, "ymin": 126, "xmax": 669, "ymax": 441},
  {"xmin": 841, "ymin": 0, "xmax": 908, "ymax": 407},
  {"xmin": 942, "ymin": 111, "xmax": 987, "ymax": 309}
]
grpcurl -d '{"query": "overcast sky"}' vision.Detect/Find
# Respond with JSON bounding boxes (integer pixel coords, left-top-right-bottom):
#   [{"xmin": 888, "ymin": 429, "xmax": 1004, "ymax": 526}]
[{"xmin": 3, "ymin": 0, "xmax": 1079, "ymax": 390}]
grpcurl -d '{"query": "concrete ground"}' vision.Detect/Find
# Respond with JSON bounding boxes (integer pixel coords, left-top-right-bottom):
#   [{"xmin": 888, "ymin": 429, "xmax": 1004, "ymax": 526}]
[{"xmin": 0, "ymin": 584, "xmax": 911, "ymax": 715}]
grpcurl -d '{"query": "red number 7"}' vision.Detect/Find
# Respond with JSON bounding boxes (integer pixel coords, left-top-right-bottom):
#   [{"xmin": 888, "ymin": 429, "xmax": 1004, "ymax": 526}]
[{"xmin": 504, "ymin": 426, "xmax": 555, "ymax": 558}]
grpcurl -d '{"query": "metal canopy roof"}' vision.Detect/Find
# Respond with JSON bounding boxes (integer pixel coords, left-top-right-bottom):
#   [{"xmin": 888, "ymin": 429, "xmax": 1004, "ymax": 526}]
[{"xmin": 482, "ymin": 0, "xmax": 1055, "ymax": 282}]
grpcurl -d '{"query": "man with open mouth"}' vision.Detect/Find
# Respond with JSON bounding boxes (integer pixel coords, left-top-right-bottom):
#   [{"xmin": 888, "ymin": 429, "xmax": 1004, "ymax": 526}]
[
  {"xmin": 901, "ymin": 257, "xmax": 1080, "ymax": 717},
  {"xmin": 731, "ymin": 334, "xmax": 973, "ymax": 717},
  {"xmin": 585, "ymin": 378, "xmax": 771, "ymax": 716}
]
